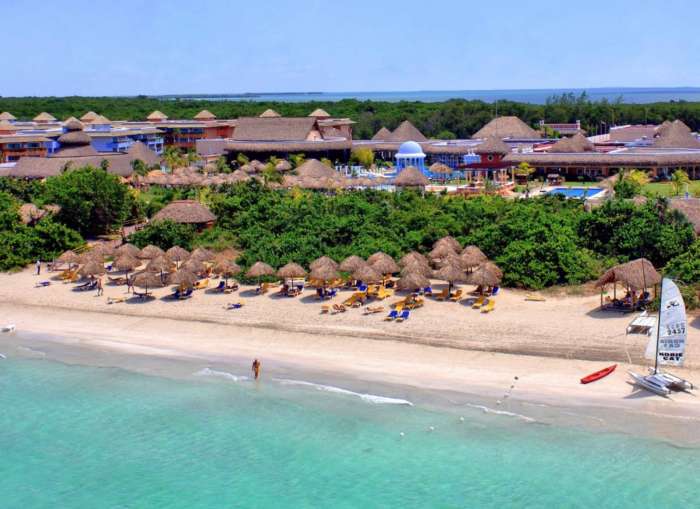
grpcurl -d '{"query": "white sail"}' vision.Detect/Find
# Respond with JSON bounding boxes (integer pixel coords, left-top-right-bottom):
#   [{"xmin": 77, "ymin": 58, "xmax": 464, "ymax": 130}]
[{"xmin": 655, "ymin": 278, "xmax": 687, "ymax": 366}]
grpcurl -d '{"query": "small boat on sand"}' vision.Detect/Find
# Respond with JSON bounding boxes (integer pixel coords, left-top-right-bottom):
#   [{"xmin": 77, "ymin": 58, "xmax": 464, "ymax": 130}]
[
  {"xmin": 1, "ymin": 324, "xmax": 15, "ymax": 333},
  {"xmin": 581, "ymin": 364, "xmax": 617, "ymax": 384}
]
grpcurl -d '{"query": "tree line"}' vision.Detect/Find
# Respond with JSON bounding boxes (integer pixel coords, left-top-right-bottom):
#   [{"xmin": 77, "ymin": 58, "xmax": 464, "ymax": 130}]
[{"xmin": 2, "ymin": 94, "xmax": 700, "ymax": 139}]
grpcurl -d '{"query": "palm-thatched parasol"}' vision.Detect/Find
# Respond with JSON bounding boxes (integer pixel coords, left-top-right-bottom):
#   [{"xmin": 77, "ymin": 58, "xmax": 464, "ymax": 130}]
[
  {"xmin": 277, "ymin": 262, "xmax": 307, "ymax": 280},
  {"xmin": 212, "ymin": 259, "xmax": 241, "ymax": 283},
  {"xmin": 131, "ymin": 271, "xmax": 163, "ymax": 293},
  {"xmin": 166, "ymin": 246, "xmax": 190, "ymax": 266},
  {"xmin": 595, "ymin": 258, "xmax": 660, "ymax": 306},
  {"xmin": 393, "ymin": 166, "xmax": 430, "ymax": 188},
  {"xmin": 79, "ymin": 260, "xmax": 105, "ymax": 278},
  {"xmin": 339, "ymin": 255, "xmax": 365, "ymax": 273},
  {"xmin": 90, "ymin": 242, "xmax": 116, "ymax": 257},
  {"xmin": 181, "ymin": 258, "xmax": 206, "ymax": 275},
  {"xmin": 370, "ymin": 256, "xmax": 399, "ymax": 275},
  {"xmin": 433, "ymin": 236, "xmax": 462, "ymax": 252},
  {"xmin": 367, "ymin": 251, "xmax": 394, "ymax": 265},
  {"xmin": 246, "ymin": 261, "xmax": 275, "ymax": 279},
  {"xmin": 399, "ymin": 251, "xmax": 429, "ymax": 268},
  {"xmin": 429, "ymin": 243, "xmax": 458, "ymax": 263},
  {"xmin": 310, "ymin": 256, "xmax": 338, "ymax": 271},
  {"xmin": 352, "ymin": 264, "xmax": 382, "ymax": 284},
  {"xmin": 310, "ymin": 264, "xmax": 340, "ymax": 286},
  {"xmin": 113, "ymin": 254, "xmax": 141, "ymax": 276},
  {"xmin": 146, "ymin": 255, "xmax": 174, "ymax": 274},
  {"xmin": 216, "ymin": 247, "xmax": 241, "ymax": 261},
  {"xmin": 190, "ymin": 247, "xmax": 215, "ymax": 262},
  {"xmin": 436, "ymin": 252, "xmax": 464, "ymax": 269},
  {"xmin": 400, "ymin": 261, "xmax": 433, "ymax": 278},
  {"xmin": 115, "ymin": 243, "xmax": 140, "ymax": 258},
  {"xmin": 275, "ymin": 160, "xmax": 292, "ymax": 172},
  {"xmin": 79, "ymin": 250, "xmax": 103, "ymax": 265},
  {"xmin": 397, "ymin": 272, "xmax": 430, "ymax": 292},
  {"xmin": 465, "ymin": 263, "xmax": 502, "ymax": 291},
  {"xmin": 433, "ymin": 264, "xmax": 466, "ymax": 292},
  {"xmin": 460, "ymin": 245, "xmax": 487, "ymax": 270},
  {"xmin": 139, "ymin": 244, "xmax": 164, "ymax": 259},
  {"xmin": 168, "ymin": 269, "xmax": 198, "ymax": 288},
  {"xmin": 57, "ymin": 249, "xmax": 80, "ymax": 267},
  {"xmin": 429, "ymin": 162, "xmax": 453, "ymax": 183}
]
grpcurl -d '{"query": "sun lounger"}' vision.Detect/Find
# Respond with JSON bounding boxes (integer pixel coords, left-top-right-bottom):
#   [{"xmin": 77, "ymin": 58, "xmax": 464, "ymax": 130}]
[
  {"xmin": 224, "ymin": 282, "xmax": 239, "ymax": 294},
  {"xmin": 35, "ymin": 281, "xmax": 51, "ymax": 287},
  {"xmin": 132, "ymin": 291, "xmax": 153, "ymax": 300},
  {"xmin": 364, "ymin": 305, "xmax": 385, "ymax": 315},
  {"xmin": 490, "ymin": 286, "xmax": 500, "ymax": 296},
  {"xmin": 376, "ymin": 287, "xmax": 394, "ymax": 300},
  {"xmin": 422, "ymin": 286, "xmax": 433, "ymax": 296},
  {"xmin": 524, "ymin": 293, "xmax": 545, "ymax": 302},
  {"xmin": 481, "ymin": 299, "xmax": 495, "ymax": 313},
  {"xmin": 395, "ymin": 309, "xmax": 410, "ymax": 322},
  {"xmin": 472, "ymin": 295, "xmax": 486, "ymax": 309},
  {"xmin": 357, "ymin": 283, "xmax": 368, "ymax": 292},
  {"xmin": 449, "ymin": 289, "xmax": 463, "ymax": 302},
  {"xmin": 107, "ymin": 297, "xmax": 127, "ymax": 304},
  {"xmin": 108, "ymin": 276, "xmax": 127, "ymax": 285},
  {"xmin": 194, "ymin": 278, "xmax": 209, "ymax": 290},
  {"xmin": 434, "ymin": 288, "xmax": 450, "ymax": 301},
  {"xmin": 321, "ymin": 305, "xmax": 330, "ymax": 314},
  {"xmin": 214, "ymin": 280, "xmax": 226, "ymax": 292},
  {"xmin": 332, "ymin": 304, "xmax": 346, "ymax": 314},
  {"xmin": 406, "ymin": 297, "xmax": 424, "ymax": 309},
  {"xmin": 225, "ymin": 301, "xmax": 244, "ymax": 310},
  {"xmin": 75, "ymin": 280, "xmax": 97, "ymax": 292},
  {"xmin": 385, "ymin": 309, "xmax": 398, "ymax": 321}
]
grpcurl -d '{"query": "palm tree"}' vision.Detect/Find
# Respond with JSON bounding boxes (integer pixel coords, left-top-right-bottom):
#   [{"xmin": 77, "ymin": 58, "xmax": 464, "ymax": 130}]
[
  {"xmin": 163, "ymin": 146, "xmax": 185, "ymax": 171},
  {"xmin": 671, "ymin": 169, "xmax": 690, "ymax": 196},
  {"xmin": 131, "ymin": 159, "xmax": 149, "ymax": 177}
]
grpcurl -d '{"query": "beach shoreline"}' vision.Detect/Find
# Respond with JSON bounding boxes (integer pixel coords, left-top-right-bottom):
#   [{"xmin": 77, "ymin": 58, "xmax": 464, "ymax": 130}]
[{"xmin": 3, "ymin": 298, "xmax": 700, "ymax": 446}]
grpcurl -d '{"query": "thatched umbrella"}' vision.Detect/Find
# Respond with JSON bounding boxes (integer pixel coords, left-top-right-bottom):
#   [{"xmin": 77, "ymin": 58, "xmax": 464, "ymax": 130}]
[
  {"xmin": 436, "ymin": 252, "xmax": 464, "ymax": 269},
  {"xmin": 216, "ymin": 247, "xmax": 241, "ymax": 261},
  {"xmin": 310, "ymin": 264, "xmax": 340, "ymax": 287},
  {"xmin": 115, "ymin": 243, "xmax": 140, "ymax": 258},
  {"xmin": 113, "ymin": 254, "xmax": 141, "ymax": 277},
  {"xmin": 181, "ymin": 258, "xmax": 206, "ymax": 275},
  {"xmin": 400, "ymin": 261, "xmax": 432, "ymax": 278},
  {"xmin": 190, "ymin": 247, "xmax": 215, "ymax": 262},
  {"xmin": 433, "ymin": 236, "xmax": 462, "ymax": 252},
  {"xmin": 131, "ymin": 271, "xmax": 163, "ymax": 294},
  {"xmin": 465, "ymin": 263, "xmax": 502, "ymax": 291},
  {"xmin": 367, "ymin": 251, "xmax": 393, "ymax": 265},
  {"xmin": 429, "ymin": 162, "xmax": 453, "ymax": 183},
  {"xmin": 168, "ymin": 269, "xmax": 198, "ymax": 288},
  {"xmin": 166, "ymin": 246, "xmax": 190, "ymax": 267},
  {"xmin": 397, "ymin": 272, "xmax": 430, "ymax": 292},
  {"xmin": 393, "ymin": 166, "xmax": 430, "ymax": 188},
  {"xmin": 90, "ymin": 243, "xmax": 116, "ymax": 258},
  {"xmin": 212, "ymin": 259, "xmax": 241, "ymax": 284},
  {"xmin": 339, "ymin": 255, "xmax": 365, "ymax": 273},
  {"xmin": 275, "ymin": 160, "xmax": 292, "ymax": 172},
  {"xmin": 460, "ymin": 245, "xmax": 487, "ymax": 270},
  {"xmin": 399, "ymin": 251, "xmax": 429, "ymax": 268},
  {"xmin": 310, "ymin": 256, "xmax": 338, "ymax": 271},
  {"xmin": 79, "ymin": 250, "xmax": 103, "ymax": 265},
  {"xmin": 595, "ymin": 258, "xmax": 661, "ymax": 306},
  {"xmin": 79, "ymin": 260, "xmax": 105, "ymax": 278},
  {"xmin": 246, "ymin": 261, "xmax": 275, "ymax": 287},
  {"xmin": 57, "ymin": 249, "xmax": 80, "ymax": 268},
  {"xmin": 352, "ymin": 265, "xmax": 382, "ymax": 284},
  {"xmin": 139, "ymin": 245, "xmax": 164, "ymax": 260},
  {"xmin": 433, "ymin": 264, "xmax": 466, "ymax": 293},
  {"xmin": 276, "ymin": 263, "xmax": 307, "ymax": 286},
  {"xmin": 370, "ymin": 256, "xmax": 399, "ymax": 275},
  {"xmin": 429, "ymin": 243, "xmax": 458, "ymax": 263}
]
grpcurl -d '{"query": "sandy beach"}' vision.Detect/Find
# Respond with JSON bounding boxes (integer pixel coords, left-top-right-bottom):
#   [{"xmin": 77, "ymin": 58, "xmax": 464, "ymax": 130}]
[{"xmin": 2, "ymin": 266, "xmax": 700, "ymax": 435}]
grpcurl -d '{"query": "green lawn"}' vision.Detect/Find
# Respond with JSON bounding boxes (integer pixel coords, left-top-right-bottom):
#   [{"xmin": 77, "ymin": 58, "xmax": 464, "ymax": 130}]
[{"xmin": 642, "ymin": 181, "xmax": 700, "ymax": 197}]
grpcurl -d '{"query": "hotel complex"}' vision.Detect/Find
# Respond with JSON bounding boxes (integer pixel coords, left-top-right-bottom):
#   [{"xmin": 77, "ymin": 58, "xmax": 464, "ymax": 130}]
[{"xmin": 2, "ymin": 108, "xmax": 700, "ymax": 187}]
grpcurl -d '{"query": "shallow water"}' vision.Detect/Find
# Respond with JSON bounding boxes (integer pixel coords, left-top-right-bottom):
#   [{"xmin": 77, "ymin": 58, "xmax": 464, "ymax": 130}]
[{"xmin": 1, "ymin": 347, "xmax": 699, "ymax": 508}]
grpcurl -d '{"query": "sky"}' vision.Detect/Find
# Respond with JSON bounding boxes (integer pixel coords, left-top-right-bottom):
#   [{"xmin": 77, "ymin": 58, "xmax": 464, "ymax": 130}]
[{"xmin": 3, "ymin": 0, "xmax": 700, "ymax": 96}]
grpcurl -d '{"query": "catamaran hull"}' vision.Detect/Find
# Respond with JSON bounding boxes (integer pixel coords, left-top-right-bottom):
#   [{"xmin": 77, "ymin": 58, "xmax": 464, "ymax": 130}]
[
  {"xmin": 649, "ymin": 369, "xmax": 694, "ymax": 392},
  {"xmin": 629, "ymin": 371, "xmax": 671, "ymax": 396}
]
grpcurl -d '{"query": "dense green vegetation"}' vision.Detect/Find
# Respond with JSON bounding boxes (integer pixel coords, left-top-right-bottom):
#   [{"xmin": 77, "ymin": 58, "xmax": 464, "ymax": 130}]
[
  {"xmin": 2, "ymin": 168, "xmax": 698, "ymax": 291},
  {"xmin": 2, "ymin": 94, "xmax": 700, "ymax": 139}
]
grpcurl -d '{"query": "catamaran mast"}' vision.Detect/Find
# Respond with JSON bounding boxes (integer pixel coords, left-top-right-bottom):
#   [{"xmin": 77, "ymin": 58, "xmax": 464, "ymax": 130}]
[{"xmin": 654, "ymin": 278, "xmax": 663, "ymax": 374}]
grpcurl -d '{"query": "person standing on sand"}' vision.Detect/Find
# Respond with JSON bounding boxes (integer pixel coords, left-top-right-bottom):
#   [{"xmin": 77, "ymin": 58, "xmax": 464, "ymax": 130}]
[
  {"xmin": 252, "ymin": 359, "xmax": 261, "ymax": 380},
  {"xmin": 96, "ymin": 277, "xmax": 103, "ymax": 296},
  {"xmin": 36, "ymin": 259, "xmax": 41, "ymax": 275}
]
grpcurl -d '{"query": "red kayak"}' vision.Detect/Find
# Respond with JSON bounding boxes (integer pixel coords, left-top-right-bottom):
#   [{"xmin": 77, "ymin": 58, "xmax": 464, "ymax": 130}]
[{"xmin": 580, "ymin": 364, "xmax": 617, "ymax": 384}]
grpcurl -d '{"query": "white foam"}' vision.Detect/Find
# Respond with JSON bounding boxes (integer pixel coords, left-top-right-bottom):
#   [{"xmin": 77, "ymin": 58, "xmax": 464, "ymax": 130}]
[
  {"xmin": 0, "ymin": 353, "xmax": 6, "ymax": 359},
  {"xmin": 465, "ymin": 403, "xmax": 535, "ymax": 423},
  {"xmin": 17, "ymin": 346, "xmax": 45, "ymax": 357},
  {"xmin": 273, "ymin": 378, "xmax": 413, "ymax": 406},
  {"xmin": 194, "ymin": 367, "xmax": 249, "ymax": 382}
]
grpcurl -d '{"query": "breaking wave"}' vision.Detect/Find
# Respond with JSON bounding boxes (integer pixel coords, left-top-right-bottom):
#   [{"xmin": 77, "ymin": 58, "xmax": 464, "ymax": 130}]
[
  {"xmin": 273, "ymin": 378, "xmax": 413, "ymax": 406},
  {"xmin": 194, "ymin": 367, "xmax": 249, "ymax": 382},
  {"xmin": 465, "ymin": 403, "xmax": 535, "ymax": 422}
]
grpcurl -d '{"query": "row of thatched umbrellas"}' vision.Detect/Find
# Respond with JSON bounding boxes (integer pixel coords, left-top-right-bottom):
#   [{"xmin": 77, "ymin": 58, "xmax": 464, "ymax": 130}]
[{"xmin": 55, "ymin": 235, "xmax": 502, "ymax": 295}]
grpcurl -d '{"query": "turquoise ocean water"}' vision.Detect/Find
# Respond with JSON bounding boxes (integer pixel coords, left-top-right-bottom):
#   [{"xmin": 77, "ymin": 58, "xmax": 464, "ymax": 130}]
[{"xmin": 1, "ymin": 349, "xmax": 699, "ymax": 508}]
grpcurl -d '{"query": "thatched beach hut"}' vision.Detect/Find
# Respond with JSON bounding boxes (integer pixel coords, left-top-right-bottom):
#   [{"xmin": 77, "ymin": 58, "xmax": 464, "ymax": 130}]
[
  {"xmin": 152, "ymin": 200, "xmax": 216, "ymax": 229},
  {"xmin": 393, "ymin": 166, "xmax": 430, "ymax": 189},
  {"xmin": 595, "ymin": 258, "xmax": 661, "ymax": 308}
]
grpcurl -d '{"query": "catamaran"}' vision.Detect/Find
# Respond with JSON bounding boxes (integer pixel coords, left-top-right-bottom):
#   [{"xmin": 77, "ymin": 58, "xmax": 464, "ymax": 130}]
[{"xmin": 629, "ymin": 277, "xmax": 694, "ymax": 396}]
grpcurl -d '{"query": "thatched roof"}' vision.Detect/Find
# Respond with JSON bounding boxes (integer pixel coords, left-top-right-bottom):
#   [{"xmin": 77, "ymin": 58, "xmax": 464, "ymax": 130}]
[
  {"xmin": 400, "ymin": 261, "xmax": 432, "ymax": 278},
  {"xmin": 397, "ymin": 272, "xmax": 430, "ymax": 291},
  {"xmin": 652, "ymin": 123, "xmax": 700, "ymax": 149},
  {"xmin": 387, "ymin": 120, "xmax": 427, "ymax": 142},
  {"xmin": 138, "ymin": 245, "xmax": 165, "ymax": 259},
  {"xmin": 310, "ymin": 264, "xmax": 340, "ymax": 282},
  {"xmin": 116, "ymin": 243, "xmax": 140, "ymax": 258},
  {"xmin": 232, "ymin": 117, "xmax": 316, "ymax": 142},
  {"xmin": 460, "ymin": 245, "xmax": 487, "ymax": 268},
  {"xmin": 474, "ymin": 136, "xmax": 510, "ymax": 155},
  {"xmin": 57, "ymin": 250, "xmax": 80, "ymax": 265},
  {"xmin": 367, "ymin": 252, "xmax": 392, "ymax": 265},
  {"xmin": 433, "ymin": 236, "xmax": 461, "ymax": 252},
  {"xmin": 352, "ymin": 264, "xmax": 382, "ymax": 283},
  {"xmin": 433, "ymin": 264, "xmax": 466, "ymax": 283},
  {"xmin": 399, "ymin": 251, "xmax": 430, "ymax": 268},
  {"xmin": 429, "ymin": 162, "xmax": 453, "ymax": 175},
  {"xmin": 91, "ymin": 114, "xmax": 111, "ymax": 125},
  {"xmin": 181, "ymin": 259, "xmax": 206, "ymax": 274},
  {"xmin": 371, "ymin": 127, "xmax": 392, "ymax": 141},
  {"xmin": 308, "ymin": 108, "xmax": 330, "ymax": 118},
  {"xmin": 79, "ymin": 260, "xmax": 106, "ymax": 277},
  {"xmin": 258, "ymin": 109, "xmax": 280, "ymax": 118},
  {"xmin": 429, "ymin": 243, "xmax": 458, "ymax": 261},
  {"xmin": 131, "ymin": 270, "xmax": 163, "ymax": 289},
  {"xmin": 194, "ymin": 109, "xmax": 216, "ymax": 120},
  {"xmin": 127, "ymin": 141, "xmax": 161, "ymax": 167},
  {"xmin": 80, "ymin": 111, "xmax": 98, "ymax": 122},
  {"xmin": 669, "ymin": 198, "xmax": 700, "ymax": 234},
  {"xmin": 212, "ymin": 259, "xmax": 241, "ymax": 277},
  {"xmin": 548, "ymin": 132, "xmax": 595, "ymax": 153},
  {"xmin": 0, "ymin": 120, "xmax": 19, "ymax": 132},
  {"xmin": 0, "ymin": 112, "xmax": 16, "ymax": 121},
  {"xmin": 190, "ymin": 247, "xmax": 215, "ymax": 262},
  {"xmin": 339, "ymin": 255, "xmax": 366, "ymax": 273},
  {"xmin": 465, "ymin": 263, "xmax": 502, "ymax": 287},
  {"xmin": 595, "ymin": 258, "xmax": 661, "ymax": 290},
  {"xmin": 472, "ymin": 116, "xmax": 541, "ymax": 139},
  {"xmin": 113, "ymin": 254, "xmax": 141, "ymax": 272},
  {"xmin": 275, "ymin": 159, "xmax": 293, "ymax": 172},
  {"xmin": 225, "ymin": 139, "xmax": 351, "ymax": 153},
  {"xmin": 33, "ymin": 112, "xmax": 56, "ymax": 122},
  {"xmin": 166, "ymin": 246, "xmax": 190, "ymax": 262},
  {"xmin": 168, "ymin": 269, "xmax": 198, "ymax": 287},
  {"xmin": 277, "ymin": 262, "xmax": 307, "ymax": 279},
  {"xmin": 656, "ymin": 120, "xmax": 690, "ymax": 137},
  {"xmin": 19, "ymin": 203, "xmax": 43, "ymax": 225},
  {"xmin": 295, "ymin": 158, "xmax": 338, "ymax": 179},
  {"xmin": 79, "ymin": 250, "xmax": 103, "ymax": 264},
  {"xmin": 146, "ymin": 255, "xmax": 174, "ymax": 273},
  {"xmin": 310, "ymin": 256, "xmax": 338, "ymax": 271},
  {"xmin": 393, "ymin": 166, "xmax": 429, "ymax": 187},
  {"xmin": 246, "ymin": 261, "xmax": 275, "ymax": 278},
  {"xmin": 504, "ymin": 151, "xmax": 700, "ymax": 168},
  {"xmin": 152, "ymin": 200, "xmax": 216, "ymax": 225},
  {"xmin": 147, "ymin": 110, "xmax": 168, "ymax": 121},
  {"xmin": 370, "ymin": 256, "xmax": 399, "ymax": 275}
]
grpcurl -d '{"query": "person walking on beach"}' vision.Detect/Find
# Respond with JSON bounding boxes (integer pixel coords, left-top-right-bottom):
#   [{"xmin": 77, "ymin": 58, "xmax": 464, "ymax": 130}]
[
  {"xmin": 96, "ymin": 277, "xmax": 103, "ymax": 296},
  {"xmin": 252, "ymin": 359, "xmax": 261, "ymax": 380},
  {"xmin": 35, "ymin": 259, "xmax": 41, "ymax": 275}
]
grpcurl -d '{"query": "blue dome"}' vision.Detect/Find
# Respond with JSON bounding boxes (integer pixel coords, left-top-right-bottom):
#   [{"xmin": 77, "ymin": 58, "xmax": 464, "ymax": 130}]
[{"xmin": 397, "ymin": 141, "xmax": 425, "ymax": 156}]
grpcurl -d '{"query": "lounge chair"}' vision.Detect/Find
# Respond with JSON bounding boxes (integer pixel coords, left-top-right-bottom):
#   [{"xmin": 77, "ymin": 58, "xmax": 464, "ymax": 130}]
[
  {"xmin": 321, "ymin": 305, "xmax": 330, "ymax": 314},
  {"xmin": 481, "ymin": 299, "xmax": 495, "ymax": 313},
  {"xmin": 385, "ymin": 309, "xmax": 399, "ymax": 321},
  {"xmin": 107, "ymin": 296, "xmax": 127, "ymax": 304},
  {"xmin": 472, "ymin": 295, "xmax": 486, "ymax": 309},
  {"xmin": 132, "ymin": 291, "xmax": 153, "ymax": 300},
  {"xmin": 179, "ymin": 288, "xmax": 193, "ymax": 300},
  {"xmin": 490, "ymin": 286, "xmax": 500, "ymax": 296},
  {"xmin": 225, "ymin": 301, "xmax": 244, "ymax": 310},
  {"xmin": 422, "ymin": 286, "xmax": 433, "ymax": 296},
  {"xmin": 224, "ymin": 281, "xmax": 239, "ymax": 294},
  {"xmin": 449, "ymin": 289, "xmax": 463, "ymax": 302},
  {"xmin": 214, "ymin": 280, "xmax": 226, "ymax": 292},
  {"xmin": 434, "ymin": 288, "xmax": 449, "ymax": 301},
  {"xmin": 194, "ymin": 278, "xmax": 209, "ymax": 290},
  {"xmin": 108, "ymin": 276, "xmax": 127, "ymax": 286},
  {"xmin": 35, "ymin": 281, "xmax": 51, "ymax": 287},
  {"xmin": 395, "ymin": 309, "xmax": 410, "ymax": 322},
  {"xmin": 407, "ymin": 297, "xmax": 424, "ymax": 309},
  {"xmin": 376, "ymin": 287, "xmax": 394, "ymax": 300},
  {"xmin": 357, "ymin": 283, "xmax": 368, "ymax": 292},
  {"xmin": 332, "ymin": 304, "xmax": 346, "ymax": 314},
  {"xmin": 75, "ymin": 280, "xmax": 97, "ymax": 292},
  {"xmin": 327, "ymin": 288, "xmax": 337, "ymax": 298},
  {"xmin": 364, "ymin": 305, "xmax": 384, "ymax": 315}
]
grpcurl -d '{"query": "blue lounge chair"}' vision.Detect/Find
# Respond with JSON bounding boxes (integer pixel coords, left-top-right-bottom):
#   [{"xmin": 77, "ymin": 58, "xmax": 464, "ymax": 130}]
[
  {"xmin": 385, "ymin": 309, "xmax": 398, "ymax": 321},
  {"xmin": 423, "ymin": 286, "xmax": 433, "ymax": 296},
  {"xmin": 215, "ymin": 280, "xmax": 226, "ymax": 291},
  {"xmin": 491, "ymin": 286, "xmax": 500, "ymax": 296},
  {"xmin": 180, "ymin": 288, "xmax": 193, "ymax": 299},
  {"xmin": 327, "ymin": 288, "xmax": 337, "ymax": 298},
  {"xmin": 395, "ymin": 309, "xmax": 410, "ymax": 322},
  {"xmin": 358, "ymin": 283, "xmax": 368, "ymax": 292}
]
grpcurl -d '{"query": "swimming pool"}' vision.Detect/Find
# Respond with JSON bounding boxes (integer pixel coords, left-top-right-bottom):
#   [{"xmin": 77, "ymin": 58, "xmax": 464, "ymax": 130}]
[{"xmin": 548, "ymin": 187, "xmax": 603, "ymax": 199}]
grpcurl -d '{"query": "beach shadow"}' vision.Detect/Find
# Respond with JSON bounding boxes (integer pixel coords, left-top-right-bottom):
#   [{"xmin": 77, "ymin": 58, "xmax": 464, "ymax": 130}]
[
  {"xmin": 622, "ymin": 382, "xmax": 670, "ymax": 400},
  {"xmin": 585, "ymin": 308, "xmax": 634, "ymax": 319},
  {"xmin": 239, "ymin": 289, "xmax": 263, "ymax": 298},
  {"xmin": 690, "ymin": 315, "xmax": 700, "ymax": 329}
]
